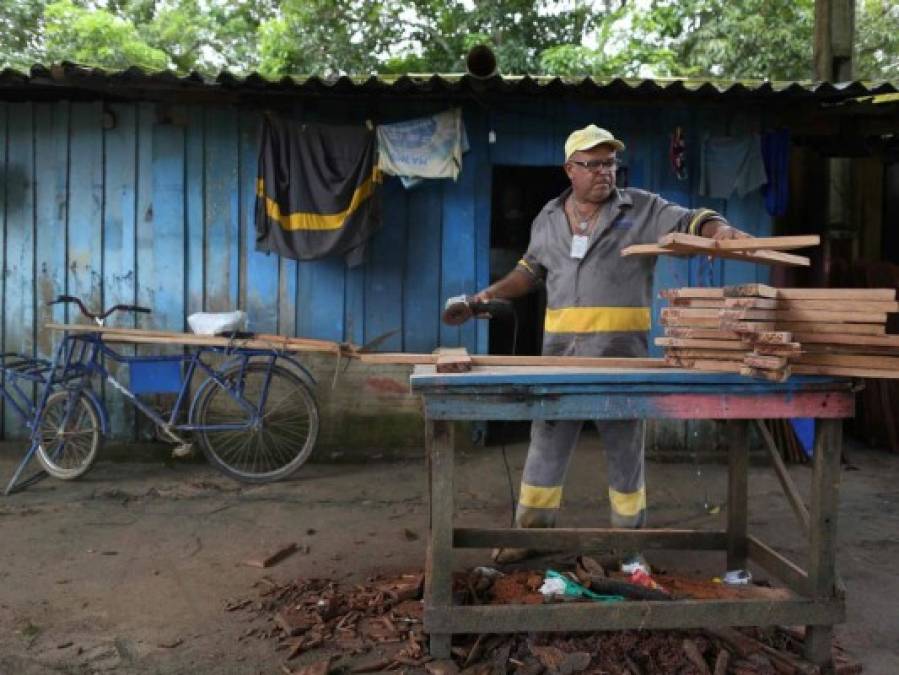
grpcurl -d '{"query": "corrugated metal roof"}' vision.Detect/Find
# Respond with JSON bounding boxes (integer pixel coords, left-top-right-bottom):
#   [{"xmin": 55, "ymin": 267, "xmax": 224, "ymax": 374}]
[{"xmin": 1, "ymin": 62, "xmax": 896, "ymax": 103}]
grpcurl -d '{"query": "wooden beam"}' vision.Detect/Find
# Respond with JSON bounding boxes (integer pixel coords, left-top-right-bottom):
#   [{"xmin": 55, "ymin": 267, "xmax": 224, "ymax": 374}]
[
  {"xmin": 655, "ymin": 338, "xmax": 750, "ymax": 350},
  {"xmin": 715, "ymin": 235, "xmax": 820, "ymax": 251},
  {"xmin": 753, "ymin": 421, "xmax": 811, "ymax": 536},
  {"xmin": 623, "ymin": 238, "xmax": 810, "ymax": 267}
]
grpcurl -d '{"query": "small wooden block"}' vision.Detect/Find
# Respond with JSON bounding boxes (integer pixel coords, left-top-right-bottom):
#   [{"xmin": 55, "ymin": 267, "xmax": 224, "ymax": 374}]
[
  {"xmin": 243, "ymin": 542, "xmax": 299, "ymax": 569},
  {"xmin": 434, "ymin": 347, "xmax": 472, "ymax": 373},
  {"xmin": 659, "ymin": 287, "xmax": 725, "ymax": 300},
  {"xmin": 655, "ymin": 337, "xmax": 749, "ymax": 350},
  {"xmin": 723, "ymin": 284, "xmax": 779, "ymax": 299},
  {"xmin": 664, "ymin": 327, "xmax": 744, "ymax": 340},
  {"xmin": 744, "ymin": 353, "xmax": 788, "ymax": 370},
  {"xmin": 740, "ymin": 366, "xmax": 792, "ymax": 382},
  {"xmin": 719, "ymin": 321, "xmax": 778, "ymax": 333}
]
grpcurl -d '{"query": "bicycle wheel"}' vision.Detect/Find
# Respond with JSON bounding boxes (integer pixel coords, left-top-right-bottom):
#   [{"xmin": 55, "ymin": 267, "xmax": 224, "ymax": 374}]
[
  {"xmin": 193, "ymin": 363, "xmax": 319, "ymax": 483},
  {"xmin": 36, "ymin": 390, "xmax": 102, "ymax": 480}
]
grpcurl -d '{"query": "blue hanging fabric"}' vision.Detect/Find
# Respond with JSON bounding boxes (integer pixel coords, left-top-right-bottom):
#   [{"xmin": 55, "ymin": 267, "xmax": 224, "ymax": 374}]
[{"xmin": 789, "ymin": 417, "xmax": 815, "ymax": 458}]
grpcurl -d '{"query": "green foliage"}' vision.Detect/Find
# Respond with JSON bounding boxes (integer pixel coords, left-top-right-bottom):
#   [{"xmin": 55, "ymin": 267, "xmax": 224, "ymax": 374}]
[
  {"xmin": 0, "ymin": 0, "xmax": 896, "ymax": 81},
  {"xmin": 856, "ymin": 0, "xmax": 899, "ymax": 80},
  {"xmin": 43, "ymin": 0, "xmax": 169, "ymax": 71}
]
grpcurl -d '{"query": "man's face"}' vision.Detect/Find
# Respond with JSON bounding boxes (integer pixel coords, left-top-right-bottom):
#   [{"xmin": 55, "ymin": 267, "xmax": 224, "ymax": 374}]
[{"xmin": 564, "ymin": 144, "xmax": 618, "ymax": 203}]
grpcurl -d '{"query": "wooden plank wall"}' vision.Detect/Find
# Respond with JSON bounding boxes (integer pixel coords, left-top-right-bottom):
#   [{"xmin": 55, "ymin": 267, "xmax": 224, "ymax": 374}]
[{"xmin": 0, "ymin": 98, "xmax": 771, "ymax": 439}]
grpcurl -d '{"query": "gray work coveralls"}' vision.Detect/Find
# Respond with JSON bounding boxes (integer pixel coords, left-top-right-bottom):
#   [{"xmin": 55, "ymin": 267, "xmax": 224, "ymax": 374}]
[{"xmin": 514, "ymin": 186, "xmax": 721, "ymax": 529}]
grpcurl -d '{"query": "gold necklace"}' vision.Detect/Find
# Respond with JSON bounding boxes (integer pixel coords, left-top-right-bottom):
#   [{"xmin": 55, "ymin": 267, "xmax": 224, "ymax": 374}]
[{"xmin": 569, "ymin": 197, "xmax": 601, "ymax": 233}]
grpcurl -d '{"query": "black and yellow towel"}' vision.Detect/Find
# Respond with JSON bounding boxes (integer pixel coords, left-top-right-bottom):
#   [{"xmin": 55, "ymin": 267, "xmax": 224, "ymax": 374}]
[{"xmin": 255, "ymin": 116, "xmax": 381, "ymax": 267}]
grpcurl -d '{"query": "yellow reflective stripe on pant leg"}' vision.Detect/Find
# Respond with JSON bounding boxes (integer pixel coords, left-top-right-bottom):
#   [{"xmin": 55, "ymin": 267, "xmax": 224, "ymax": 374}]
[
  {"xmin": 544, "ymin": 307, "xmax": 651, "ymax": 333},
  {"xmin": 608, "ymin": 486, "xmax": 647, "ymax": 517},
  {"xmin": 519, "ymin": 483, "xmax": 563, "ymax": 509}
]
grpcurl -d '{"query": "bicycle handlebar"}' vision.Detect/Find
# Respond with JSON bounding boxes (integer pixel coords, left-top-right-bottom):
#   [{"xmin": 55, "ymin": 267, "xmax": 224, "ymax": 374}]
[{"xmin": 48, "ymin": 295, "xmax": 152, "ymax": 321}]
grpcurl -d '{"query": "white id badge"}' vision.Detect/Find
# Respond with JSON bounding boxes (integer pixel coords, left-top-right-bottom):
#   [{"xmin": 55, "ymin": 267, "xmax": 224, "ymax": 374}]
[{"xmin": 570, "ymin": 235, "xmax": 590, "ymax": 259}]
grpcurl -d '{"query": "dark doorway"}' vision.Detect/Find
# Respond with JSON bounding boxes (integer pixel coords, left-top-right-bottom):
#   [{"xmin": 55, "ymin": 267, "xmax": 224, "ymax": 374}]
[
  {"xmin": 485, "ymin": 165, "xmax": 569, "ymax": 444},
  {"xmin": 882, "ymin": 160, "xmax": 899, "ymax": 265}
]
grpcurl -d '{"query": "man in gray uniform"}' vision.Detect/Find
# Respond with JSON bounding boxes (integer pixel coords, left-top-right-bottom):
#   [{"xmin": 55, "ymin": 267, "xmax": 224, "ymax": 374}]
[{"xmin": 471, "ymin": 125, "xmax": 749, "ymax": 566}]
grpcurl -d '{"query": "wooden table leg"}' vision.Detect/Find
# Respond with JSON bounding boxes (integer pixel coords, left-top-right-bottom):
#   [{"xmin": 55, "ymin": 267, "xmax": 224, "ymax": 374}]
[
  {"xmin": 425, "ymin": 419, "xmax": 454, "ymax": 659},
  {"xmin": 726, "ymin": 420, "xmax": 749, "ymax": 571},
  {"xmin": 804, "ymin": 418, "xmax": 842, "ymax": 669}
]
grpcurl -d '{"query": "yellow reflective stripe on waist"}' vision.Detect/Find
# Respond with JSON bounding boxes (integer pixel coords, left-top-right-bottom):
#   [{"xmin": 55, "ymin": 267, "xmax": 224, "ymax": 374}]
[
  {"xmin": 257, "ymin": 169, "xmax": 380, "ymax": 231},
  {"xmin": 608, "ymin": 486, "xmax": 646, "ymax": 517},
  {"xmin": 519, "ymin": 483, "xmax": 563, "ymax": 509},
  {"xmin": 544, "ymin": 307, "xmax": 651, "ymax": 333}
]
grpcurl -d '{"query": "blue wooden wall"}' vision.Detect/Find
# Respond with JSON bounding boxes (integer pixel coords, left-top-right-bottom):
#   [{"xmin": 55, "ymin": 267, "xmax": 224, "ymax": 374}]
[{"xmin": 0, "ymin": 97, "xmax": 771, "ymax": 437}]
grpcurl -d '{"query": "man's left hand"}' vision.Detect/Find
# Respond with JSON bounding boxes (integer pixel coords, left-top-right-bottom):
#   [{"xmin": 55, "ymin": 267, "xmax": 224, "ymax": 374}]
[{"xmin": 705, "ymin": 221, "xmax": 752, "ymax": 241}]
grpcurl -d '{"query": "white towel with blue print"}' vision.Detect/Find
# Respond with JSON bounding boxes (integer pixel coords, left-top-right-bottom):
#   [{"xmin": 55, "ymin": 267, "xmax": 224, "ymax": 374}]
[{"xmin": 377, "ymin": 108, "xmax": 469, "ymax": 188}]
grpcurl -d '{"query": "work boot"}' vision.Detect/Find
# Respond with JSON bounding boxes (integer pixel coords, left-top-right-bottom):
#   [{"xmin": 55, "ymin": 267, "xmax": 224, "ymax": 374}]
[{"xmin": 491, "ymin": 547, "xmax": 535, "ymax": 565}]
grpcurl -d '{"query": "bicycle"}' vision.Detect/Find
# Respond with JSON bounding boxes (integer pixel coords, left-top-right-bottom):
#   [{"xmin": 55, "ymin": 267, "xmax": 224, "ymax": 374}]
[{"xmin": 2, "ymin": 296, "xmax": 319, "ymax": 495}]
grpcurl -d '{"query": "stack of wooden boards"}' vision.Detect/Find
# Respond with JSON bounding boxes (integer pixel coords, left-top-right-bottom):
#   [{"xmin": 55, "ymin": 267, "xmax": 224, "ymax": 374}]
[
  {"xmin": 622, "ymin": 234, "xmax": 819, "ymax": 267},
  {"xmin": 657, "ymin": 284, "xmax": 899, "ymax": 381}
]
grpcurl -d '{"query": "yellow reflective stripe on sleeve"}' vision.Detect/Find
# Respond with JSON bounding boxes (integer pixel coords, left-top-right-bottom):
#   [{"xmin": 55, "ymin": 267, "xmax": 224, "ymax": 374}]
[
  {"xmin": 517, "ymin": 258, "xmax": 536, "ymax": 276},
  {"xmin": 688, "ymin": 208, "xmax": 716, "ymax": 236},
  {"xmin": 608, "ymin": 486, "xmax": 647, "ymax": 517},
  {"xmin": 519, "ymin": 483, "xmax": 563, "ymax": 509},
  {"xmin": 544, "ymin": 307, "xmax": 651, "ymax": 333},
  {"xmin": 257, "ymin": 169, "xmax": 379, "ymax": 231}
]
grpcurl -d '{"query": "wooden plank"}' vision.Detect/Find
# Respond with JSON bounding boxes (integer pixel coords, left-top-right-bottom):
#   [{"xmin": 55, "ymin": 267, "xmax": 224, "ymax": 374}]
[
  {"xmin": 149, "ymin": 114, "xmax": 186, "ymax": 335},
  {"xmin": 435, "ymin": 347, "xmax": 472, "ymax": 373},
  {"xmin": 440, "ymin": 171, "xmax": 477, "ymax": 351},
  {"xmin": 805, "ymin": 419, "xmax": 843, "ymax": 665},
  {"xmin": 653, "ymin": 234, "xmax": 811, "ymax": 267},
  {"xmin": 670, "ymin": 298, "xmax": 727, "ymax": 308},
  {"xmin": 403, "ymin": 182, "xmax": 442, "ymax": 353},
  {"xmin": 753, "ymin": 342, "xmax": 802, "ymax": 357},
  {"xmin": 722, "ymin": 309, "xmax": 888, "ymax": 324},
  {"xmin": 426, "ymin": 419, "xmax": 454, "ymax": 660},
  {"xmin": 204, "ymin": 107, "xmax": 240, "ymax": 312},
  {"xmin": 753, "ymin": 421, "xmax": 810, "ymax": 536},
  {"xmin": 660, "ymin": 287, "xmax": 725, "ymax": 300},
  {"xmin": 721, "ymin": 297, "xmax": 779, "ymax": 310},
  {"xmin": 665, "ymin": 358, "xmax": 744, "ymax": 374},
  {"xmin": 793, "ymin": 332, "xmax": 899, "ymax": 346},
  {"xmin": 724, "ymin": 283, "xmax": 779, "ymax": 298},
  {"xmin": 744, "ymin": 354, "xmax": 788, "ymax": 370},
  {"xmin": 776, "ymin": 299, "xmax": 899, "ymax": 312},
  {"xmin": 777, "ymin": 322, "xmax": 885, "ymax": 335},
  {"xmin": 454, "ymin": 528, "xmax": 727, "ymax": 550},
  {"xmin": 365, "ymin": 177, "xmax": 405, "ymax": 350},
  {"xmin": 4, "ymin": 102, "xmax": 35, "ymax": 436},
  {"xmin": 34, "ymin": 102, "xmax": 69, "ymax": 359},
  {"xmin": 797, "ymin": 353, "xmax": 899, "ymax": 369},
  {"xmin": 661, "ymin": 315, "xmax": 723, "ymax": 328},
  {"xmin": 185, "ymin": 105, "xmax": 205, "ymax": 316},
  {"xmin": 661, "ymin": 307, "xmax": 723, "ymax": 320},
  {"xmin": 424, "ymin": 598, "xmax": 844, "ymax": 635},
  {"xmin": 666, "ymin": 349, "xmax": 750, "ymax": 361},
  {"xmin": 656, "ymin": 338, "xmax": 753, "ymax": 350},
  {"xmin": 718, "ymin": 321, "xmax": 778, "ymax": 333},
  {"xmin": 747, "ymin": 534, "xmax": 811, "ymax": 595},
  {"xmin": 68, "ymin": 103, "xmax": 104, "ymax": 321},
  {"xmin": 777, "ymin": 288, "xmax": 896, "ymax": 301},
  {"xmin": 664, "ymin": 327, "xmax": 744, "ymax": 340},
  {"xmin": 716, "ymin": 235, "xmax": 820, "ymax": 251},
  {"xmin": 356, "ymin": 352, "xmax": 668, "ymax": 368},
  {"xmin": 0, "ymin": 102, "xmax": 6, "ymax": 435},
  {"xmin": 242, "ymin": 110, "xmax": 278, "ymax": 334},
  {"xmin": 792, "ymin": 364, "xmax": 899, "ymax": 379},
  {"xmin": 726, "ymin": 420, "xmax": 749, "ymax": 570}
]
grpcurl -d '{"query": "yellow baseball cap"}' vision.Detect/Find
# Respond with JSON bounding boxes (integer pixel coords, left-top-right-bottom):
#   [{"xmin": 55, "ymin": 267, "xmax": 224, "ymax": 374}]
[{"xmin": 564, "ymin": 125, "xmax": 625, "ymax": 161}]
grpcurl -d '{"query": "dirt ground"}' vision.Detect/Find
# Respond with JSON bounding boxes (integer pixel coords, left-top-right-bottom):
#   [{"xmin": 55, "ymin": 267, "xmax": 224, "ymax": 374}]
[{"xmin": 0, "ymin": 435, "xmax": 897, "ymax": 675}]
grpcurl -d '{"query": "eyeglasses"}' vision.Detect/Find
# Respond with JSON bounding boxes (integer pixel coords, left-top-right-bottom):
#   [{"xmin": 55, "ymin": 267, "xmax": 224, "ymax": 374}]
[{"xmin": 569, "ymin": 158, "xmax": 618, "ymax": 173}]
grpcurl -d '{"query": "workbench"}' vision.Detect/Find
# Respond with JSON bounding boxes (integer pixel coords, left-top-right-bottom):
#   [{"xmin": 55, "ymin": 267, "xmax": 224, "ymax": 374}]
[{"xmin": 410, "ymin": 366, "xmax": 855, "ymax": 668}]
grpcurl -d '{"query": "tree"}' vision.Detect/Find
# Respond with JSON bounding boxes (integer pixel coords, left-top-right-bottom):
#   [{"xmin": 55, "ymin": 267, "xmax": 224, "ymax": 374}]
[{"xmin": 0, "ymin": 0, "xmax": 896, "ymax": 81}]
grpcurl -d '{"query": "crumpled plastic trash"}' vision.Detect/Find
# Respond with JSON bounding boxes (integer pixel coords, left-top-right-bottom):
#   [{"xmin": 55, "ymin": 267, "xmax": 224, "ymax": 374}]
[
  {"xmin": 723, "ymin": 569, "xmax": 752, "ymax": 585},
  {"xmin": 538, "ymin": 570, "xmax": 623, "ymax": 602}
]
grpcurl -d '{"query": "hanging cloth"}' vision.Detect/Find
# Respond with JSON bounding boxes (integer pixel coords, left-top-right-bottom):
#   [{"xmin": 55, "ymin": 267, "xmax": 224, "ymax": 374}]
[
  {"xmin": 255, "ymin": 116, "xmax": 381, "ymax": 267},
  {"xmin": 376, "ymin": 108, "xmax": 468, "ymax": 188},
  {"xmin": 761, "ymin": 129, "xmax": 791, "ymax": 217},
  {"xmin": 699, "ymin": 133, "xmax": 768, "ymax": 199}
]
